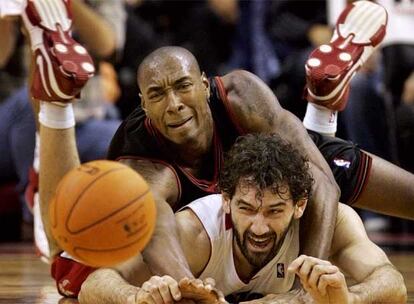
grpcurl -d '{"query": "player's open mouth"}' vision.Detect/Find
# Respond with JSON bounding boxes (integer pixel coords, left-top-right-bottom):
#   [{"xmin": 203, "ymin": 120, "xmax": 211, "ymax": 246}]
[
  {"xmin": 168, "ymin": 117, "xmax": 192, "ymax": 128},
  {"xmin": 247, "ymin": 236, "xmax": 274, "ymax": 251}
]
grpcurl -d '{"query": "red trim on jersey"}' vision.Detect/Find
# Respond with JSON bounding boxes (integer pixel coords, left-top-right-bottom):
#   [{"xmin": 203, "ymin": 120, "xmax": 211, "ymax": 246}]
[
  {"xmin": 51, "ymin": 255, "xmax": 96, "ymax": 298},
  {"xmin": 144, "ymin": 115, "xmax": 222, "ymax": 194},
  {"xmin": 347, "ymin": 152, "xmax": 372, "ymax": 205},
  {"xmin": 225, "ymin": 213, "xmax": 233, "ymax": 230},
  {"xmin": 214, "ymin": 76, "xmax": 246, "ymax": 135},
  {"xmin": 175, "ymin": 129, "xmax": 222, "ymax": 193},
  {"xmin": 115, "ymin": 156, "xmax": 182, "ymax": 205}
]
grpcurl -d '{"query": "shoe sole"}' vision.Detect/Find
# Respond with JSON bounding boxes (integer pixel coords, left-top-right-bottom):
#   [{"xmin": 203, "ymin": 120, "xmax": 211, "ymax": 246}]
[
  {"xmin": 305, "ymin": 1, "xmax": 387, "ymax": 110},
  {"xmin": 23, "ymin": 0, "xmax": 94, "ymax": 102}
]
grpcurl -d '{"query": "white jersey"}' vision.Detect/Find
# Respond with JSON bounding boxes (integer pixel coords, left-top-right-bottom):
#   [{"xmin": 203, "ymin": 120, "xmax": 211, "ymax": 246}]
[{"xmin": 185, "ymin": 194, "xmax": 299, "ymax": 297}]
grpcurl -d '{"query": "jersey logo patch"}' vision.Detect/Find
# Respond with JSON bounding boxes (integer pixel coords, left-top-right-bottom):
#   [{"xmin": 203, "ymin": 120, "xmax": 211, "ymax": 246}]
[
  {"xmin": 333, "ymin": 158, "xmax": 351, "ymax": 169},
  {"xmin": 277, "ymin": 263, "xmax": 285, "ymax": 278},
  {"xmin": 58, "ymin": 279, "xmax": 75, "ymax": 296},
  {"xmin": 329, "ymin": 111, "xmax": 336, "ymax": 123}
]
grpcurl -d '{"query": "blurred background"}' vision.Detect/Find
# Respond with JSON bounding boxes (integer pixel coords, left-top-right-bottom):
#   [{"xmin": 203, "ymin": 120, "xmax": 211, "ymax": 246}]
[{"xmin": 0, "ymin": 0, "xmax": 413, "ymax": 252}]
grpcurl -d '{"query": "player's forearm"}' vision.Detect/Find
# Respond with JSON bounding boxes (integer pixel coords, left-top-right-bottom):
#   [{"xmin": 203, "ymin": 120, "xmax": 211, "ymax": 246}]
[
  {"xmin": 142, "ymin": 198, "xmax": 194, "ymax": 279},
  {"xmin": 300, "ymin": 163, "xmax": 338, "ymax": 259},
  {"xmin": 78, "ymin": 268, "xmax": 139, "ymax": 304},
  {"xmin": 39, "ymin": 126, "xmax": 80, "ymax": 257},
  {"xmin": 348, "ymin": 264, "xmax": 407, "ymax": 304}
]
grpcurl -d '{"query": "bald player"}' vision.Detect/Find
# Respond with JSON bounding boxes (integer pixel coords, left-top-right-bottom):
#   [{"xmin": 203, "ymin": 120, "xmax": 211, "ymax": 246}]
[{"xmin": 78, "ymin": 134, "xmax": 407, "ymax": 304}]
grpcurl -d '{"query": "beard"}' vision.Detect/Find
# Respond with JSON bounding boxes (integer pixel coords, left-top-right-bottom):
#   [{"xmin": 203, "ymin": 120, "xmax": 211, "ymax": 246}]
[{"xmin": 233, "ymin": 216, "xmax": 294, "ymax": 270}]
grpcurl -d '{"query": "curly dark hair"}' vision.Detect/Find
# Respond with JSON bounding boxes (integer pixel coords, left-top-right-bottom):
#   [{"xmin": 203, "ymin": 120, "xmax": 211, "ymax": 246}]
[{"xmin": 219, "ymin": 133, "xmax": 314, "ymax": 202}]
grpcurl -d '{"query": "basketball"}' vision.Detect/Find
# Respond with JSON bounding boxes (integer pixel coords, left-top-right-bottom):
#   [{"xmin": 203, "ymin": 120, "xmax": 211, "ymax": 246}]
[{"xmin": 49, "ymin": 160, "xmax": 157, "ymax": 267}]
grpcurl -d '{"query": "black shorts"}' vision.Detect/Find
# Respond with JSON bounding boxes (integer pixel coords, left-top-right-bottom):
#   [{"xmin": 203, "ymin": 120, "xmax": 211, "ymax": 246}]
[{"xmin": 308, "ymin": 130, "xmax": 372, "ymax": 205}]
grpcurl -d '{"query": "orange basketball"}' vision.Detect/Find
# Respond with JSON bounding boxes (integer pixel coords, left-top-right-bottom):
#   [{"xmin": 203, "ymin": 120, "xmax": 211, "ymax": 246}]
[{"xmin": 49, "ymin": 160, "xmax": 156, "ymax": 267}]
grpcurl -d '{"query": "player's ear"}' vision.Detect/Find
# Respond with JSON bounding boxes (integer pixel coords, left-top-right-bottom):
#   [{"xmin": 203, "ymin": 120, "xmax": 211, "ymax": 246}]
[
  {"xmin": 201, "ymin": 72, "xmax": 210, "ymax": 98},
  {"xmin": 140, "ymin": 93, "xmax": 147, "ymax": 112},
  {"xmin": 221, "ymin": 193, "xmax": 231, "ymax": 214},
  {"xmin": 293, "ymin": 198, "xmax": 307, "ymax": 219}
]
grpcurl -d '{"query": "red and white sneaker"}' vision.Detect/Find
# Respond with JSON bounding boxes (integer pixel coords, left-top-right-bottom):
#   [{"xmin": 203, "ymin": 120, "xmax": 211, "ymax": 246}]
[
  {"xmin": 304, "ymin": 1, "xmax": 387, "ymax": 111},
  {"xmin": 22, "ymin": 0, "xmax": 95, "ymax": 102}
]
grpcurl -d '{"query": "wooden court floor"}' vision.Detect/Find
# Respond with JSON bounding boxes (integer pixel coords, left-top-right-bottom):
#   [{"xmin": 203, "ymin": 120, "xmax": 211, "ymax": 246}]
[{"xmin": 0, "ymin": 243, "xmax": 413, "ymax": 303}]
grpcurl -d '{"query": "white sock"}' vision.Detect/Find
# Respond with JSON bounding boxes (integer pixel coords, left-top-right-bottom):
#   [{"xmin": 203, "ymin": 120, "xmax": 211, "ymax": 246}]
[
  {"xmin": 303, "ymin": 103, "xmax": 337, "ymax": 134},
  {"xmin": 33, "ymin": 132, "xmax": 40, "ymax": 172},
  {"xmin": 38, "ymin": 102, "xmax": 75, "ymax": 129}
]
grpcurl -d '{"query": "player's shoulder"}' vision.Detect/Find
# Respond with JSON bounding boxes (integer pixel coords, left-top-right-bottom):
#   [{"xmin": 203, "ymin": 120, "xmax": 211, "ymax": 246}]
[
  {"xmin": 175, "ymin": 208, "xmax": 204, "ymax": 233},
  {"xmin": 337, "ymin": 203, "xmax": 363, "ymax": 227},
  {"xmin": 221, "ymin": 70, "xmax": 278, "ymax": 112},
  {"xmin": 176, "ymin": 194, "xmax": 223, "ymax": 241},
  {"xmin": 221, "ymin": 69, "xmax": 264, "ymax": 94},
  {"xmin": 118, "ymin": 158, "xmax": 180, "ymax": 205},
  {"xmin": 332, "ymin": 203, "xmax": 367, "ymax": 253},
  {"xmin": 176, "ymin": 195, "xmax": 220, "ymax": 232},
  {"xmin": 175, "ymin": 206, "xmax": 211, "ymax": 275},
  {"xmin": 219, "ymin": 70, "xmax": 283, "ymax": 130}
]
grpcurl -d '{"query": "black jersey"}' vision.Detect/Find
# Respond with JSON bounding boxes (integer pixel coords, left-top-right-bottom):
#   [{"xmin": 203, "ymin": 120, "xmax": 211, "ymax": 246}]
[
  {"xmin": 108, "ymin": 76, "xmax": 371, "ymax": 207},
  {"xmin": 107, "ymin": 77, "xmax": 242, "ymax": 210}
]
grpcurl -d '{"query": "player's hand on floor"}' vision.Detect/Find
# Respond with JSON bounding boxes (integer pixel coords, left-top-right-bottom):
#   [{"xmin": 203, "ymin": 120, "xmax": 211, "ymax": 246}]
[
  {"xmin": 288, "ymin": 255, "xmax": 349, "ymax": 304},
  {"xmin": 179, "ymin": 277, "xmax": 227, "ymax": 304},
  {"xmin": 134, "ymin": 275, "xmax": 181, "ymax": 304}
]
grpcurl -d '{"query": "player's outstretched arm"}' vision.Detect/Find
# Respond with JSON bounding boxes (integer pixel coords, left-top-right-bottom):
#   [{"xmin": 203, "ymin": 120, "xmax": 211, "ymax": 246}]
[
  {"xmin": 55, "ymin": 157, "xmax": 196, "ymax": 301},
  {"xmin": 222, "ymin": 70, "xmax": 340, "ymax": 259},
  {"xmin": 78, "ymin": 158, "xmax": 194, "ymax": 303},
  {"xmin": 288, "ymin": 204, "xmax": 407, "ymax": 304},
  {"xmin": 328, "ymin": 204, "xmax": 407, "ymax": 303},
  {"xmin": 119, "ymin": 158, "xmax": 194, "ymax": 279},
  {"xmin": 39, "ymin": 126, "xmax": 81, "ymax": 257},
  {"xmin": 78, "ymin": 268, "xmax": 141, "ymax": 304},
  {"xmin": 80, "ymin": 266, "xmax": 225, "ymax": 304}
]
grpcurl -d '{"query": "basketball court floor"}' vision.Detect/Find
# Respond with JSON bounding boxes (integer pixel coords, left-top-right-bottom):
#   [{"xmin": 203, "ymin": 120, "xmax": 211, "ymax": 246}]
[{"xmin": 0, "ymin": 242, "xmax": 413, "ymax": 303}]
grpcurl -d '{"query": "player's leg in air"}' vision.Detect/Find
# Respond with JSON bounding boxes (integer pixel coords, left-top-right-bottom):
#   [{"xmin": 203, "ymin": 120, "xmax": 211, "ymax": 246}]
[
  {"xmin": 303, "ymin": 0, "xmax": 414, "ymax": 219},
  {"xmin": 22, "ymin": 0, "xmax": 95, "ymax": 258}
]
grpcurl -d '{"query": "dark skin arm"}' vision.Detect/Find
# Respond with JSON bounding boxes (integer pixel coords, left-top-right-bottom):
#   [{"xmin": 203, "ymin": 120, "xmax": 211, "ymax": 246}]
[
  {"xmin": 119, "ymin": 158, "xmax": 194, "ymax": 279},
  {"xmin": 222, "ymin": 70, "xmax": 340, "ymax": 259},
  {"xmin": 79, "ymin": 158, "xmax": 194, "ymax": 303}
]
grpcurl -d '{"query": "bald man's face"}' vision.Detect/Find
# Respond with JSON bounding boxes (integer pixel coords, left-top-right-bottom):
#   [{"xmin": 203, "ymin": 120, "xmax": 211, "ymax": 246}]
[{"xmin": 139, "ymin": 55, "xmax": 211, "ymax": 146}]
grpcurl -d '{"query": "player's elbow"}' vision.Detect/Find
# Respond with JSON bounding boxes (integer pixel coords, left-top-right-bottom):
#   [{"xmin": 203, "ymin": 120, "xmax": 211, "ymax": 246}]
[
  {"xmin": 77, "ymin": 270, "xmax": 101, "ymax": 304},
  {"xmin": 78, "ymin": 276, "xmax": 93, "ymax": 304},
  {"xmin": 394, "ymin": 285, "xmax": 407, "ymax": 303},
  {"xmin": 394, "ymin": 273, "xmax": 408, "ymax": 303},
  {"xmin": 384, "ymin": 267, "xmax": 407, "ymax": 303},
  {"xmin": 399, "ymin": 287, "xmax": 408, "ymax": 303}
]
